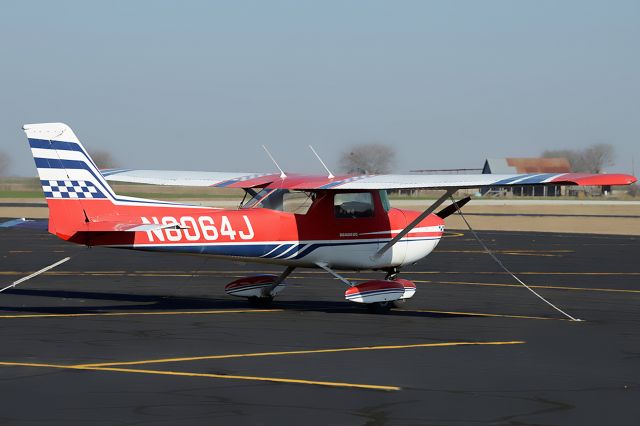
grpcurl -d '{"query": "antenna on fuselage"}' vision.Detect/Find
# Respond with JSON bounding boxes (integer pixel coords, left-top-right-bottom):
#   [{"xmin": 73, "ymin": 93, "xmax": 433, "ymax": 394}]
[
  {"xmin": 308, "ymin": 145, "xmax": 335, "ymax": 179},
  {"xmin": 262, "ymin": 145, "xmax": 287, "ymax": 179}
]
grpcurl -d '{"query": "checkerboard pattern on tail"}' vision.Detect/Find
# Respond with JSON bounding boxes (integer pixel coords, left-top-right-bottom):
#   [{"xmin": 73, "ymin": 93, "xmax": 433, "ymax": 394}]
[{"xmin": 41, "ymin": 180, "xmax": 106, "ymax": 199}]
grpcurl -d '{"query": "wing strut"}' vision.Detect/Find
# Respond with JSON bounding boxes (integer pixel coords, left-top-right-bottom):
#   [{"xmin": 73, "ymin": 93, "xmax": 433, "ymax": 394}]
[
  {"xmin": 315, "ymin": 262, "xmax": 353, "ymax": 287},
  {"xmin": 373, "ymin": 188, "xmax": 458, "ymax": 260},
  {"xmin": 267, "ymin": 266, "xmax": 296, "ymax": 293}
]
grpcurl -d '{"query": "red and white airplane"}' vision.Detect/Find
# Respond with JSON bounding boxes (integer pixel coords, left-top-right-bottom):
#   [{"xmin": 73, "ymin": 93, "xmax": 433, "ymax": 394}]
[{"xmin": 14, "ymin": 122, "xmax": 637, "ymax": 311}]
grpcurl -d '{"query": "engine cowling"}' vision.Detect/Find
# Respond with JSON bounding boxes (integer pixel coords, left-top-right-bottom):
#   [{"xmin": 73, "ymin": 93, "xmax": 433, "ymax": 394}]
[
  {"xmin": 225, "ymin": 274, "xmax": 286, "ymax": 298},
  {"xmin": 345, "ymin": 280, "xmax": 405, "ymax": 304}
]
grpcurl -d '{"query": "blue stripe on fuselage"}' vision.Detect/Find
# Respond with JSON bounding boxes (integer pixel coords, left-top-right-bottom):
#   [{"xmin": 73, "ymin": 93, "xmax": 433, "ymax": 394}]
[
  {"xmin": 131, "ymin": 244, "xmax": 275, "ymax": 258},
  {"xmin": 266, "ymin": 244, "xmax": 296, "ymax": 258},
  {"xmin": 122, "ymin": 237, "xmax": 440, "ymax": 260}
]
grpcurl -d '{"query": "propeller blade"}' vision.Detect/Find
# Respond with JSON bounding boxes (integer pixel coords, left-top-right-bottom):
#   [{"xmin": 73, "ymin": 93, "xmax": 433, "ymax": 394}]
[{"xmin": 436, "ymin": 196, "xmax": 471, "ymax": 219}]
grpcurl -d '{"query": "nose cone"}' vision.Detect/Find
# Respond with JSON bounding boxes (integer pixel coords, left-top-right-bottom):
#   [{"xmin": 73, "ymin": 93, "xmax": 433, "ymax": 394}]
[
  {"xmin": 393, "ymin": 209, "xmax": 445, "ymax": 266},
  {"xmin": 400, "ymin": 209, "xmax": 446, "ymax": 230}
]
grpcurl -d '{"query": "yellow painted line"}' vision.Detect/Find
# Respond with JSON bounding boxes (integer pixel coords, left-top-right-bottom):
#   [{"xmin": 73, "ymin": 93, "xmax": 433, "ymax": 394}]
[
  {"xmin": 77, "ymin": 341, "xmax": 525, "ymax": 368},
  {"xmin": 47, "ymin": 271, "xmax": 126, "ymax": 275},
  {"xmin": 137, "ymin": 273, "xmax": 194, "ymax": 277},
  {"xmin": 508, "ymin": 272, "xmax": 640, "ymax": 276},
  {"xmin": 412, "ymin": 279, "xmax": 640, "ymax": 294},
  {"xmin": 437, "ymin": 251, "xmax": 564, "ymax": 257},
  {"xmin": 3, "ymin": 269, "xmax": 629, "ymax": 293},
  {"xmin": 0, "ymin": 309, "xmax": 282, "ymax": 319},
  {"xmin": 1, "ymin": 269, "xmax": 638, "ymax": 277},
  {"xmin": 271, "ymin": 276, "xmax": 640, "ymax": 294},
  {"xmin": 89, "ymin": 366, "xmax": 400, "ymax": 391},
  {"xmin": 236, "ymin": 270, "xmax": 640, "ymax": 276},
  {"xmin": 403, "ymin": 309, "xmax": 568, "ymax": 321},
  {"xmin": 400, "ymin": 271, "xmax": 640, "ymax": 276},
  {"xmin": 500, "ymin": 253, "xmax": 561, "ymax": 257},
  {"xmin": 437, "ymin": 250, "xmax": 573, "ymax": 253},
  {"xmin": 442, "ymin": 232, "xmax": 465, "ymax": 238},
  {"xmin": 0, "ymin": 361, "xmax": 68, "ymax": 368},
  {"xmin": 142, "ymin": 269, "xmax": 640, "ymax": 276},
  {"xmin": 0, "ymin": 271, "xmax": 125, "ymax": 275},
  {"xmin": 0, "ymin": 361, "xmax": 398, "ymax": 391}
]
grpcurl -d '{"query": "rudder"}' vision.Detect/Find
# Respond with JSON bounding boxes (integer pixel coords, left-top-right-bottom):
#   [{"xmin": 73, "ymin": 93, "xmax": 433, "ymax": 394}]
[{"xmin": 23, "ymin": 122, "xmax": 117, "ymax": 238}]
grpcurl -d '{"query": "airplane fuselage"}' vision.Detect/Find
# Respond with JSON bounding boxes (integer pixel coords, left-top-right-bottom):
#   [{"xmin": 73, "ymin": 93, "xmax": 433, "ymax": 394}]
[{"xmin": 50, "ymin": 190, "xmax": 445, "ymax": 271}]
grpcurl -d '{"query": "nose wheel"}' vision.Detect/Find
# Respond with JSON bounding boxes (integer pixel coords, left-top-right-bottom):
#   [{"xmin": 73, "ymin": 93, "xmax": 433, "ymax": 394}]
[
  {"xmin": 379, "ymin": 268, "xmax": 410, "ymax": 310},
  {"xmin": 315, "ymin": 262, "xmax": 413, "ymax": 313},
  {"xmin": 366, "ymin": 300, "xmax": 400, "ymax": 313},
  {"xmin": 247, "ymin": 295, "xmax": 274, "ymax": 307}
]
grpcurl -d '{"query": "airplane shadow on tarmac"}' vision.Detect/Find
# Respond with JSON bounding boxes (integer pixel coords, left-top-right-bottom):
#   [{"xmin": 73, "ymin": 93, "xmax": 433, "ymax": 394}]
[{"xmin": 0, "ymin": 288, "xmax": 469, "ymax": 319}]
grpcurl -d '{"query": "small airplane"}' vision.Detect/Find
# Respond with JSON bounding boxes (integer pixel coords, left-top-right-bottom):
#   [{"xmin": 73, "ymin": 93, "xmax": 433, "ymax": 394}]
[{"xmin": 10, "ymin": 122, "xmax": 637, "ymax": 311}]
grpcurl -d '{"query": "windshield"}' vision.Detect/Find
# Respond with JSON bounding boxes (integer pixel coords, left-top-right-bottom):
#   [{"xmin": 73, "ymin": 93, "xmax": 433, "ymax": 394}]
[{"xmin": 240, "ymin": 189, "xmax": 315, "ymax": 214}]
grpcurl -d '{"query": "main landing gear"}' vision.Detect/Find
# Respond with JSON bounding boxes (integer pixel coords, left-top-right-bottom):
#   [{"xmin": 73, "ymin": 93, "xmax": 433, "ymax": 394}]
[
  {"xmin": 223, "ymin": 263, "xmax": 416, "ymax": 313},
  {"xmin": 224, "ymin": 266, "xmax": 294, "ymax": 306}
]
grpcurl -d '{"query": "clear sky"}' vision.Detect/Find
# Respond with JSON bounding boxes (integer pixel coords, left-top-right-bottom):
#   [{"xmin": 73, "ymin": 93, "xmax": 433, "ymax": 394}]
[{"xmin": 1, "ymin": 0, "xmax": 638, "ymax": 176}]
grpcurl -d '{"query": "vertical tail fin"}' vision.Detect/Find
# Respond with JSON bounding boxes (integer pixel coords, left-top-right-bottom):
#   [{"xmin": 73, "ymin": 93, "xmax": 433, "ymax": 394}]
[
  {"xmin": 23, "ymin": 123, "xmax": 117, "ymax": 237},
  {"xmin": 23, "ymin": 123, "xmax": 116, "ymax": 201}
]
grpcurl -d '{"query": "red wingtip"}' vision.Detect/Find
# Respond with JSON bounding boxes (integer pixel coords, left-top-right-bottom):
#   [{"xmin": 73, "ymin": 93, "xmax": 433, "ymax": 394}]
[{"xmin": 551, "ymin": 173, "xmax": 637, "ymax": 186}]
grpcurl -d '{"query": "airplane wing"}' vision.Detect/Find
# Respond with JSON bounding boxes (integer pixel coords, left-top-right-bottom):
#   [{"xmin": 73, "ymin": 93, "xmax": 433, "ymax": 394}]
[
  {"xmin": 292, "ymin": 173, "xmax": 637, "ymax": 190},
  {"xmin": 103, "ymin": 169, "xmax": 278, "ymax": 188},
  {"xmin": 103, "ymin": 169, "xmax": 637, "ymax": 190}
]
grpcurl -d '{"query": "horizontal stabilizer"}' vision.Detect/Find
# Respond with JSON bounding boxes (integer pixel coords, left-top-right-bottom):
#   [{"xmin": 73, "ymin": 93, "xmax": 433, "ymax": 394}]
[
  {"xmin": 80, "ymin": 221, "xmax": 184, "ymax": 233},
  {"xmin": 0, "ymin": 218, "xmax": 49, "ymax": 230},
  {"xmin": 103, "ymin": 169, "xmax": 275, "ymax": 188}
]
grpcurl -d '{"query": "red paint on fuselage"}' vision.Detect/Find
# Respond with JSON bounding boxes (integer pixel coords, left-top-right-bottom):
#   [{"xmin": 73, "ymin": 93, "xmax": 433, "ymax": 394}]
[{"xmin": 46, "ymin": 190, "xmax": 444, "ymax": 261}]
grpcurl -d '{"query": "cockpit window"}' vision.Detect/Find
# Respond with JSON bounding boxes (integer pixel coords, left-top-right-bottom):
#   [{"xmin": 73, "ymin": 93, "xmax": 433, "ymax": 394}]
[
  {"xmin": 334, "ymin": 192, "xmax": 374, "ymax": 218},
  {"xmin": 240, "ymin": 188, "xmax": 273, "ymax": 209},
  {"xmin": 282, "ymin": 191, "xmax": 315, "ymax": 214},
  {"xmin": 240, "ymin": 188, "xmax": 314, "ymax": 214}
]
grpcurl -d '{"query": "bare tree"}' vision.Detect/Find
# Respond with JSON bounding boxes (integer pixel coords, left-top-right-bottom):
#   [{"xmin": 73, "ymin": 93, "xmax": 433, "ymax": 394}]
[
  {"xmin": 581, "ymin": 143, "xmax": 614, "ymax": 173},
  {"xmin": 541, "ymin": 149, "xmax": 587, "ymax": 172},
  {"xmin": 89, "ymin": 150, "xmax": 117, "ymax": 169},
  {"xmin": 0, "ymin": 151, "xmax": 10, "ymax": 176},
  {"xmin": 542, "ymin": 143, "xmax": 615, "ymax": 173},
  {"xmin": 339, "ymin": 144, "xmax": 395, "ymax": 174}
]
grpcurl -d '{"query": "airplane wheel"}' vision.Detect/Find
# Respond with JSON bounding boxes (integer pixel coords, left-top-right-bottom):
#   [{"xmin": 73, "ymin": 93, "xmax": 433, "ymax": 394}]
[
  {"xmin": 366, "ymin": 301, "xmax": 393, "ymax": 313},
  {"xmin": 390, "ymin": 299, "xmax": 406, "ymax": 308},
  {"xmin": 247, "ymin": 296, "xmax": 273, "ymax": 307}
]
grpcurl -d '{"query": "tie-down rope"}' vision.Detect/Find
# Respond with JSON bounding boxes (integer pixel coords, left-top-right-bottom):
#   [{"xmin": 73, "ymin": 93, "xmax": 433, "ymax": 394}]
[{"xmin": 451, "ymin": 197, "xmax": 582, "ymax": 322}]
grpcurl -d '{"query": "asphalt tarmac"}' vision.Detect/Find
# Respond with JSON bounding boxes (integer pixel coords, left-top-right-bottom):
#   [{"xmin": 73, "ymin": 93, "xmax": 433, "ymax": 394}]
[{"xmin": 0, "ymin": 227, "xmax": 638, "ymax": 425}]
